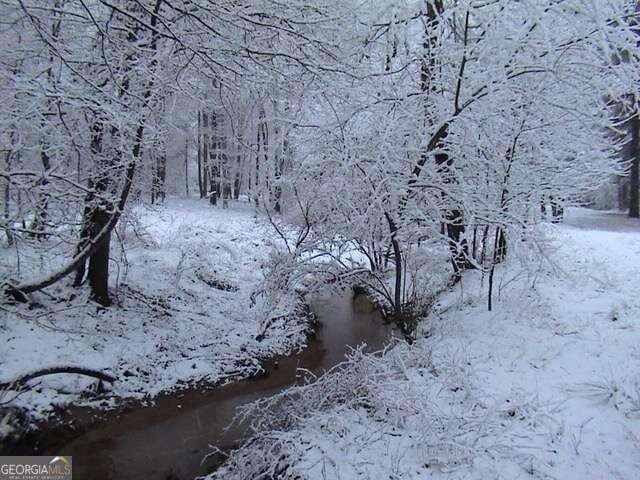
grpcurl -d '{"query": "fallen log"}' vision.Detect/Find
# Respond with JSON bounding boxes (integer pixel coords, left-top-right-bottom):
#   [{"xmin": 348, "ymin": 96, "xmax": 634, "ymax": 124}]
[{"xmin": 0, "ymin": 367, "xmax": 116, "ymax": 390}]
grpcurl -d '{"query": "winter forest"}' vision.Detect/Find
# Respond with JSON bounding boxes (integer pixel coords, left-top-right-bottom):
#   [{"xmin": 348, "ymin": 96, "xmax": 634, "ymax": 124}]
[{"xmin": 1, "ymin": 0, "xmax": 640, "ymax": 479}]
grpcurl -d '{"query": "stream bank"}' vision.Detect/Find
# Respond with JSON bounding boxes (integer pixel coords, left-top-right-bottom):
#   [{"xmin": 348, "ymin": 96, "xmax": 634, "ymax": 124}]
[{"xmin": 6, "ymin": 291, "xmax": 395, "ymax": 480}]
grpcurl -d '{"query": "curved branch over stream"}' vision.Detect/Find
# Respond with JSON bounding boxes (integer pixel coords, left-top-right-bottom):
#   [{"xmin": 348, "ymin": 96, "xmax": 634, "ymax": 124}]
[{"xmin": 0, "ymin": 367, "xmax": 116, "ymax": 391}]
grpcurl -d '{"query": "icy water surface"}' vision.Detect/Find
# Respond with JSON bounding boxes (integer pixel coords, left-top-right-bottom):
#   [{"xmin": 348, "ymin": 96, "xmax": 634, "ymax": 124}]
[{"xmin": 49, "ymin": 292, "xmax": 394, "ymax": 480}]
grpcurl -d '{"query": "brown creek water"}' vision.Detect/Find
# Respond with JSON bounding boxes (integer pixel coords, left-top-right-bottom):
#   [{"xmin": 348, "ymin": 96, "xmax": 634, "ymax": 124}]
[{"xmin": 38, "ymin": 292, "xmax": 394, "ymax": 480}]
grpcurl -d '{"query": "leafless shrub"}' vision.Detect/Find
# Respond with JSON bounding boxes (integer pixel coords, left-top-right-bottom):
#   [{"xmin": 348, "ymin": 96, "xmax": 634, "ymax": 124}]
[{"xmin": 209, "ymin": 343, "xmax": 512, "ymax": 479}]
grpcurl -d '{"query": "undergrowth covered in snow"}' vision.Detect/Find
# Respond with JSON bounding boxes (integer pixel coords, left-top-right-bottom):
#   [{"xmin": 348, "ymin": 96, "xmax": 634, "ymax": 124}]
[
  {"xmin": 210, "ymin": 208, "xmax": 640, "ymax": 480},
  {"xmin": 0, "ymin": 199, "xmax": 311, "ymax": 425}
]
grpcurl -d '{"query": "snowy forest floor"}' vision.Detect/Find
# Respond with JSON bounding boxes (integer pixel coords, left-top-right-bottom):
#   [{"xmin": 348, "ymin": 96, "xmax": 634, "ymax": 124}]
[
  {"xmin": 214, "ymin": 208, "xmax": 640, "ymax": 480},
  {"xmin": 0, "ymin": 198, "xmax": 310, "ymax": 427}
]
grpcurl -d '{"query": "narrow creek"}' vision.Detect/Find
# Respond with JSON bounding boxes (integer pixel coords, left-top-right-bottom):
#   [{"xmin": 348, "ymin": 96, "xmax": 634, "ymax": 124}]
[{"xmin": 42, "ymin": 292, "xmax": 394, "ymax": 480}]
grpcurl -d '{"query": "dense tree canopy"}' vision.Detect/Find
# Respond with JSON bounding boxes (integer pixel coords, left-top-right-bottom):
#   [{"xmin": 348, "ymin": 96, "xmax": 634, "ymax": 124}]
[{"xmin": 1, "ymin": 0, "xmax": 639, "ymax": 311}]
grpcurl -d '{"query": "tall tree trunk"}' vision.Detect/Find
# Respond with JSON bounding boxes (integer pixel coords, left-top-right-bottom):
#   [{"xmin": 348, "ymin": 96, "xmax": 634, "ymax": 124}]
[
  {"xmin": 77, "ymin": 1, "xmax": 162, "ymax": 306},
  {"xmin": 630, "ymin": 112, "xmax": 639, "ymax": 218},
  {"xmin": 185, "ymin": 136, "xmax": 189, "ymax": 197},
  {"xmin": 618, "ymin": 176, "xmax": 629, "ymax": 211},
  {"xmin": 152, "ymin": 149, "xmax": 166, "ymax": 203},
  {"xmin": 197, "ymin": 111, "xmax": 204, "ymax": 198},
  {"xmin": 234, "ymin": 171, "xmax": 241, "ymax": 200},
  {"xmin": 82, "ymin": 112, "xmax": 118, "ymax": 307},
  {"xmin": 6, "ymin": 0, "xmax": 163, "ymax": 305},
  {"xmin": 384, "ymin": 213, "xmax": 403, "ymax": 317},
  {"xmin": 3, "ymin": 148, "xmax": 14, "ymax": 246},
  {"xmin": 158, "ymin": 153, "xmax": 166, "ymax": 203},
  {"xmin": 233, "ymin": 130, "xmax": 243, "ymax": 200},
  {"xmin": 443, "ymin": 207, "xmax": 469, "ymax": 281},
  {"xmin": 74, "ymin": 118, "xmax": 103, "ymax": 277},
  {"xmin": 30, "ymin": 1, "xmax": 62, "ymax": 240},
  {"xmin": 202, "ymin": 111, "xmax": 210, "ymax": 200},
  {"xmin": 3, "ymin": 126, "xmax": 20, "ymax": 247},
  {"xmin": 87, "ymin": 208, "xmax": 112, "ymax": 306},
  {"xmin": 435, "ymin": 142, "xmax": 470, "ymax": 282},
  {"xmin": 215, "ymin": 111, "xmax": 231, "ymax": 208},
  {"xmin": 150, "ymin": 151, "xmax": 156, "ymax": 204},
  {"xmin": 30, "ymin": 140, "xmax": 51, "ymax": 239},
  {"xmin": 488, "ymin": 227, "xmax": 500, "ymax": 312},
  {"xmin": 412, "ymin": 2, "xmax": 470, "ymax": 282},
  {"xmin": 479, "ymin": 224, "xmax": 490, "ymax": 266},
  {"xmin": 255, "ymin": 109, "xmax": 268, "ymax": 207},
  {"xmin": 495, "ymin": 227, "xmax": 507, "ymax": 263},
  {"xmin": 209, "ymin": 110, "xmax": 219, "ymax": 206}
]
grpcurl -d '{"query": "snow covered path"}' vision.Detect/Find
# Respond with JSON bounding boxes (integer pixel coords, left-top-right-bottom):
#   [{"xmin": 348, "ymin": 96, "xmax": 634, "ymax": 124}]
[
  {"xmin": 214, "ymin": 208, "xmax": 640, "ymax": 480},
  {"xmin": 423, "ymin": 208, "xmax": 640, "ymax": 479}
]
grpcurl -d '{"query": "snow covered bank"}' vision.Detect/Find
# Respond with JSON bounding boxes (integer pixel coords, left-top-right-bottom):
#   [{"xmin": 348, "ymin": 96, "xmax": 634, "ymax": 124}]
[
  {"xmin": 212, "ymin": 208, "xmax": 640, "ymax": 480},
  {"xmin": 0, "ymin": 199, "xmax": 311, "ymax": 427}
]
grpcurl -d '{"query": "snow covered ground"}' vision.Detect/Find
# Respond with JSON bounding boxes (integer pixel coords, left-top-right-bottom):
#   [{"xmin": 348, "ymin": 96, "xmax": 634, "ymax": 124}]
[
  {"xmin": 213, "ymin": 208, "xmax": 640, "ymax": 480},
  {"xmin": 0, "ymin": 198, "xmax": 310, "ymax": 425}
]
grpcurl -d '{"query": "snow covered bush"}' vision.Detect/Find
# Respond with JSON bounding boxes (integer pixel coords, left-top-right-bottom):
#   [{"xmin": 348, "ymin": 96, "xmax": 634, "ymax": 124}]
[{"xmin": 210, "ymin": 342, "xmax": 519, "ymax": 479}]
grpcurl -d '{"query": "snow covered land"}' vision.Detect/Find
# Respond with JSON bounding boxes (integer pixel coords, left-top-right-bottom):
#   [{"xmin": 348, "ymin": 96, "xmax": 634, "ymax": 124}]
[
  {"xmin": 3, "ymin": 1, "xmax": 640, "ymax": 479},
  {"xmin": 0, "ymin": 199, "xmax": 309, "ymax": 421},
  {"xmin": 212, "ymin": 208, "xmax": 640, "ymax": 480}
]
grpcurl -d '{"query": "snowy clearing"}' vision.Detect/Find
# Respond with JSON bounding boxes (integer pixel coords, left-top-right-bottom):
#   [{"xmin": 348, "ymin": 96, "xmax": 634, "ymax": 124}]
[
  {"xmin": 212, "ymin": 208, "xmax": 640, "ymax": 480},
  {"xmin": 0, "ymin": 198, "xmax": 310, "ymax": 423}
]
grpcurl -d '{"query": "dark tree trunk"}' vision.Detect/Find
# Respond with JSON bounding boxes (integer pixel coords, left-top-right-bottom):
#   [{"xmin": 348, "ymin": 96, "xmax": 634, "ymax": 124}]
[
  {"xmin": 479, "ymin": 224, "xmax": 490, "ymax": 266},
  {"xmin": 384, "ymin": 213, "xmax": 403, "ymax": 317},
  {"xmin": 390, "ymin": 236, "xmax": 402, "ymax": 315},
  {"xmin": 495, "ymin": 227, "xmax": 507, "ymax": 263},
  {"xmin": 436, "ymin": 142, "xmax": 470, "ymax": 282},
  {"xmin": 197, "ymin": 111, "xmax": 204, "ymax": 198},
  {"xmin": 209, "ymin": 161, "xmax": 218, "ymax": 206},
  {"xmin": 495, "ymin": 140, "xmax": 516, "ymax": 262},
  {"xmin": 223, "ymin": 182, "xmax": 232, "ymax": 207},
  {"xmin": 273, "ymin": 155, "xmax": 282, "ymax": 213},
  {"xmin": 254, "ymin": 109, "xmax": 268, "ymax": 207},
  {"xmin": 30, "ymin": 5, "xmax": 62, "ymax": 240},
  {"xmin": 74, "ymin": 175, "xmax": 113, "ymax": 308},
  {"xmin": 3, "ymin": 137, "xmax": 15, "ymax": 246},
  {"xmin": 7, "ymin": 0, "xmax": 163, "ymax": 305},
  {"xmin": 488, "ymin": 232, "xmax": 497, "ymax": 312},
  {"xmin": 233, "ymin": 130, "xmax": 243, "ymax": 200},
  {"xmin": 158, "ymin": 154, "xmax": 166, "ymax": 202},
  {"xmin": 73, "ymin": 189, "xmax": 93, "ymax": 288},
  {"xmin": 208, "ymin": 111, "xmax": 221, "ymax": 206},
  {"xmin": 550, "ymin": 196, "xmax": 564, "ymax": 223},
  {"xmin": 630, "ymin": 113, "xmax": 639, "ymax": 218},
  {"xmin": 471, "ymin": 226, "xmax": 477, "ymax": 261},
  {"xmin": 202, "ymin": 112, "xmax": 210, "ymax": 200},
  {"xmin": 30, "ymin": 142, "xmax": 51, "ymax": 239},
  {"xmin": 444, "ymin": 208, "xmax": 469, "ymax": 282},
  {"xmin": 234, "ymin": 171, "xmax": 241, "ymax": 200},
  {"xmin": 618, "ymin": 177, "xmax": 629, "ymax": 211},
  {"xmin": 87, "ymin": 209, "xmax": 112, "ymax": 306},
  {"xmin": 74, "ymin": 118, "xmax": 114, "ymax": 308},
  {"xmin": 151, "ymin": 150, "xmax": 166, "ymax": 204},
  {"xmin": 215, "ymin": 113, "xmax": 231, "ymax": 208},
  {"xmin": 74, "ymin": 119, "xmax": 104, "ymax": 288},
  {"xmin": 210, "ymin": 110, "xmax": 217, "ymax": 205},
  {"xmin": 185, "ymin": 136, "xmax": 189, "ymax": 197}
]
